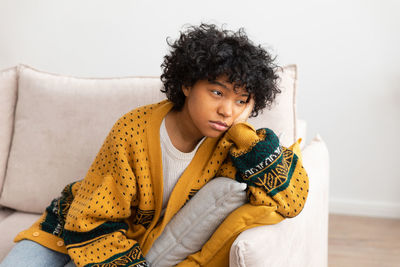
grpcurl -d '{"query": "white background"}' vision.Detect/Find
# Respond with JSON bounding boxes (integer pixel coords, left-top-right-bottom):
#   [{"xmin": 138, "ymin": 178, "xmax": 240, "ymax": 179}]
[{"xmin": 1, "ymin": 0, "xmax": 399, "ymax": 217}]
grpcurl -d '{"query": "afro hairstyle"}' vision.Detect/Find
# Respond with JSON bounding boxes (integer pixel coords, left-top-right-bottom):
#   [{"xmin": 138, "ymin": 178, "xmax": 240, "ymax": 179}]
[{"xmin": 160, "ymin": 23, "xmax": 281, "ymax": 117}]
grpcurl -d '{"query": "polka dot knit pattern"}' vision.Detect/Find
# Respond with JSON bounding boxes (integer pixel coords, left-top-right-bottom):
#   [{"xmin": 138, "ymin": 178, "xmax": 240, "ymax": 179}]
[{"xmin": 14, "ymin": 100, "xmax": 309, "ymax": 267}]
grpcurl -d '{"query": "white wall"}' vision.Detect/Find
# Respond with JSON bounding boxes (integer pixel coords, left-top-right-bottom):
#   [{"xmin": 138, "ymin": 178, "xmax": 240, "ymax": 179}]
[{"xmin": 1, "ymin": 0, "xmax": 399, "ymax": 218}]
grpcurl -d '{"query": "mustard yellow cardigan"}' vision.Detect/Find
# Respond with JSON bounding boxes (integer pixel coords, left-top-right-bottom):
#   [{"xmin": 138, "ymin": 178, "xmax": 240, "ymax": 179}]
[{"xmin": 15, "ymin": 100, "xmax": 309, "ymax": 267}]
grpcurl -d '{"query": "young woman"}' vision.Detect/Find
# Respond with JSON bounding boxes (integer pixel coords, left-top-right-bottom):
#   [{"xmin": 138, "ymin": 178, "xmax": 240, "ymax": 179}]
[{"xmin": 1, "ymin": 23, "xmax": 308, "ymax": 267}]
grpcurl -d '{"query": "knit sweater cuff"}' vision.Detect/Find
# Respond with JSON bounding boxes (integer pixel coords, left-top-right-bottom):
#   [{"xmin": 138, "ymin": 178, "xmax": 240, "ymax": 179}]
[{"xmin": 226, "ymin": 124, "xmax": 286, "ymax": 197}]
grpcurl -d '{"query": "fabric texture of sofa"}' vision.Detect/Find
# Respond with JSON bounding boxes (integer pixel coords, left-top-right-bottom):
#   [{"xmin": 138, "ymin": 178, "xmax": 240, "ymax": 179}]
[{"xmin": 0, "ymin": 64, "xmax": 329, "ymax": 266}]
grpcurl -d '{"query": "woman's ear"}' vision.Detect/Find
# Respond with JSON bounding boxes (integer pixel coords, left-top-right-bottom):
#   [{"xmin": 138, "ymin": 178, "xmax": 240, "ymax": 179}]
[{"xmin": 182, "ymin": 85, "xmax": 190, "ymax": 97}]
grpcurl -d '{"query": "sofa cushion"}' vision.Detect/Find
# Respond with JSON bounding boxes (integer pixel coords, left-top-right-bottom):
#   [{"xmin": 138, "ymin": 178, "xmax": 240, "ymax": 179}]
[
  {"xmin": 0, "ymin": 64, "xmax": 298, "ymax": 213},
  {"xmin": 229, "ymin": 134, "xmax": 329, "ymax": 267},
  {"xmin": 0, "ymin": 67, "xmax": 18, "ymax": 196},
  {"xmin": 296, "ymin": 119, "xmax": 307, "ymax": 150},
  {"xmin": 146, "ymin": 177, "xmax": 247, "ymax": 267}
]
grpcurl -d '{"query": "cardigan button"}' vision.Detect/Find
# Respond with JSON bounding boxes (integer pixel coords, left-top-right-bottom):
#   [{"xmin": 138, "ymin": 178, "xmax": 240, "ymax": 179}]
[
  {"xmin": 57, "ymin": 241, "xmax": 64, "ymax": 247},
  {"xmin": 32, "ymin": 232, "xmax": 40, "ymax": 237}
]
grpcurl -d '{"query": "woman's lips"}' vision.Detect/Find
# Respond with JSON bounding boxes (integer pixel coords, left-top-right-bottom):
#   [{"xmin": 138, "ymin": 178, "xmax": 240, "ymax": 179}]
[{"xmin": 209, "ymin": 121, "xmax": 229, "ymax": 131}]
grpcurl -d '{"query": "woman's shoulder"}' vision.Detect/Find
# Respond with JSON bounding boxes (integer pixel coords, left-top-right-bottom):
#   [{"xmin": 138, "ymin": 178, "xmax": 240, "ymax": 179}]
[{"xmin": 110, "ymin": 100, "xmax": 171, "ymax": 132}]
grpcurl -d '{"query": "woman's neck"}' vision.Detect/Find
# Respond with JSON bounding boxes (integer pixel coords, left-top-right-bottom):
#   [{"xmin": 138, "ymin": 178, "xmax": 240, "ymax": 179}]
[{"xmin": 165, "ymin": 109, "xmax": 204, "ymax": 153}]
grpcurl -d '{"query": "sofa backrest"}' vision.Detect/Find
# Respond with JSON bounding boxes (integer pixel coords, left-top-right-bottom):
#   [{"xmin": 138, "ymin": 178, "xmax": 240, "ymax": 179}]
[{"xmin": 0, "ymin": 64, "xmax": 298, "ymax": 213}]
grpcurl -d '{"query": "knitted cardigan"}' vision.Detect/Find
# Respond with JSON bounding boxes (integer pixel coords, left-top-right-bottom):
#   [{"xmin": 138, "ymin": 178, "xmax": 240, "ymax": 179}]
[{"xmin": 15, "ymin": 100, "xmax": 309, "ymax": 267}]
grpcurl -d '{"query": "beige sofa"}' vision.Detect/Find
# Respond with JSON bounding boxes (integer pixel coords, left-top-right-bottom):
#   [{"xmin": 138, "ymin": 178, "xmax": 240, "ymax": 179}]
[{"xmin": 0, "ymin": 64, "xmax": 329, "ymax": 266}]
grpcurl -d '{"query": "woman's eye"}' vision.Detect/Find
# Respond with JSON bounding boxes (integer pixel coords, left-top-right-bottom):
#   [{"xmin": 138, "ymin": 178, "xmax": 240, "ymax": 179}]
[
  {"xmin": 236, "ymin": 100, "xmax": 246, "ymax": 105},
  {"xmin": 211, "ymin": 90, "xmax": 222, "ymax": 96}
]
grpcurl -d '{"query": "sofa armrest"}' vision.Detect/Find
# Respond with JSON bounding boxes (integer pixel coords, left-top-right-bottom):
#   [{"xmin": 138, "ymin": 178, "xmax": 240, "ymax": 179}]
[{"xmin": 230, "ymin": 134, "xmax": 329, "ymax": 267}]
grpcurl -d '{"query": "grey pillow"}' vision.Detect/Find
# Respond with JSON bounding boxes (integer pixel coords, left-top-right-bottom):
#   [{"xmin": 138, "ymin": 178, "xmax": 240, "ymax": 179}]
[{"xmin": 146, "ymin": 177, "xmax": 247, "ymax": 267}]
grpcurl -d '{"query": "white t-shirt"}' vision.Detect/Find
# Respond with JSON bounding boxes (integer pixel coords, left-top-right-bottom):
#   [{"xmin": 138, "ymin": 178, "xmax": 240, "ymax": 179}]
[{"xmin": 159, "ymin": 118, "xmax": 205, "ymax": 213}]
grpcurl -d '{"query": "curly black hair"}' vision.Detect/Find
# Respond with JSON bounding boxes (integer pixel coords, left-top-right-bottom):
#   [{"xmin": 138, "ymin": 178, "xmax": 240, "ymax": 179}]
[{"xmin": 160, "ymin": 23, "xmax": 281, "ymax": 117}]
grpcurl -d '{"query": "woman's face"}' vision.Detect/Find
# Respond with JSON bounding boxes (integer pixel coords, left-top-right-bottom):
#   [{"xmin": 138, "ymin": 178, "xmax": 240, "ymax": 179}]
[{"xmin": 181, "ymin": 75, "xmax": 249, "ymax": 138}]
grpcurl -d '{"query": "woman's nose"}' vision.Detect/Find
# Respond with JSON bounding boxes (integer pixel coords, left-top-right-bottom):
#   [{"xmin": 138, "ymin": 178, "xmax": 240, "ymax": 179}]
[{"xmin": 217, "ymin": 100, "xmax": 233, "ymax": 117}]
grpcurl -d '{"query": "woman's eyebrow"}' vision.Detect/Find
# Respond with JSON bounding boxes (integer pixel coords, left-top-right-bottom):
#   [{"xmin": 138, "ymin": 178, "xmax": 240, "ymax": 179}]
[{"xmin": 209, "ymin": 80, "xmax": 229, "ymax": 90}]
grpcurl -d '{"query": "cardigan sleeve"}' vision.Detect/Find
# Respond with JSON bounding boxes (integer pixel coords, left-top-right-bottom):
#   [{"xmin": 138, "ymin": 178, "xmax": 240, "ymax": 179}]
[
  {"xmin": 62, "ymin": 117, "xmax": 149, "ymax": 267},
  {"xmin": 216, "ymin": 122, "xmax": 309, "ymax": 218}
]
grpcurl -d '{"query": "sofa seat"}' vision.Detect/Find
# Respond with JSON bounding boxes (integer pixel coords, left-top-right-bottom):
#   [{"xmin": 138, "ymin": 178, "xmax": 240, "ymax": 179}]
[{"xmin": 0, "ymin": 210, "xmax": 40, "ymax": 259}]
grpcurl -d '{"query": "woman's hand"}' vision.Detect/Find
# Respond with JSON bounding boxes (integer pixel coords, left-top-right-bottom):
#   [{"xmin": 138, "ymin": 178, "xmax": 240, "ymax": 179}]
[{"xmin": 233, "ymin": 96, "xmax": 255, "ymax": 125}]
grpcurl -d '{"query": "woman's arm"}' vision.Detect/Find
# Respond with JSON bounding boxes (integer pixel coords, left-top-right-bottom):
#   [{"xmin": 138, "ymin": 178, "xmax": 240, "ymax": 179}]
[
  {"xmin": 217, "ymin": 122, "xmax": 309, "ymax": 218},
  {"xmin": 62, "ymin": 117, "xmax": 149, "ymax": 267}
]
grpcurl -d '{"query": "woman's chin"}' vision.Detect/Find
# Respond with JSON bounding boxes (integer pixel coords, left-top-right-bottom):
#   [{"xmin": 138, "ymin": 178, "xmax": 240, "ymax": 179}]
[{"xmin": 203, "ymin": 129, "xmax": 227, "ymax": 139}]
